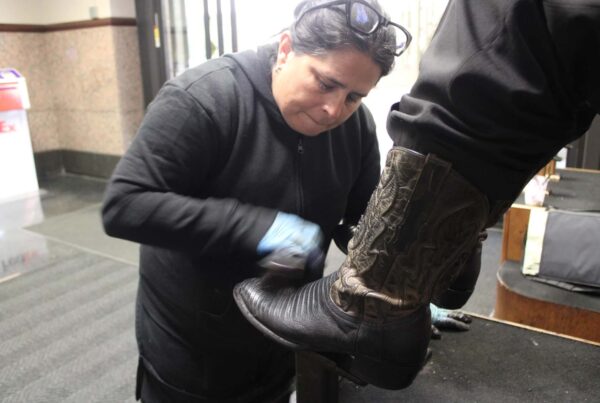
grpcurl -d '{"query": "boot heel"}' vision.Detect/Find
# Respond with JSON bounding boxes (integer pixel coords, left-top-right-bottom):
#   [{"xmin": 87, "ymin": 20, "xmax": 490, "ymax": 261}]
[
  {"xmin": 306, "ymin": 351, "xmax": 425, "ymax": 390},
  {"xmin": 341, "ymin": 354, "xmax": 421, "ymax": 390},
  {"xmin": 302, "ymin": 352, "xmax": 368, "ymax": 386}
]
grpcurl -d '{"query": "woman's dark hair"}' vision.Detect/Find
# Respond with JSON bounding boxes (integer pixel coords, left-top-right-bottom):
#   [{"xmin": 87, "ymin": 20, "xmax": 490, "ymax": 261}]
[{"xmin": 290, "ymin": 0, "xmax": 396, "ymax": 76}]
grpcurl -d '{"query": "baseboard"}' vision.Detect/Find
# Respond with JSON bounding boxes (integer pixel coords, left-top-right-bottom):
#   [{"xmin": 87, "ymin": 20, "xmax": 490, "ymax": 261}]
[
  {"xmin": 34, "ymin": 150, "xmax": 121, "ymax": 179},
  {"xmin": 34, "ymin": 150, "xmax": 64, "ymax": 179}
]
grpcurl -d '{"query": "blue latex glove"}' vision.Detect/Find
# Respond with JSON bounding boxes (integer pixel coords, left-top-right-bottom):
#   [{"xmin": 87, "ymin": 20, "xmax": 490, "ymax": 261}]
[
  {"xmin": 257, "ymin": 212, "xmax": 323, "ymax": 256},
  {"xmin": 430, "ymin": 303, "xmax": 471, "ymax": 339}
]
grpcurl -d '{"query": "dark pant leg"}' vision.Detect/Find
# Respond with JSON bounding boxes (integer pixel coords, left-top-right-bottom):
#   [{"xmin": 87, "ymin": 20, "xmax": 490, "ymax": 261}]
[
  {"xmin": 433, "ymin": 234, "xmax": 484, "ymax": 309},
  {"xmin": 135, "ymin": 288, "xmax": 295, "ymax": 403},
  {"xmin": 137, "ymin": 360, "xmax": 293, "ymax": 403}
]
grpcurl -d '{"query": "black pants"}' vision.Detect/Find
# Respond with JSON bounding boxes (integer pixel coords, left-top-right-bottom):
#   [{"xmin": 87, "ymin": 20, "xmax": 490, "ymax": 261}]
[
  {"xmin": 135, "ymin": 286, "xmax": 295, "ymax": 403},
  {"xmin": 136, "ymin": 358, "xmax": 293, "ymax": 403},
  {"xmin": 388, "ymin": 0, "xmax": 598, "ymax": 206}
]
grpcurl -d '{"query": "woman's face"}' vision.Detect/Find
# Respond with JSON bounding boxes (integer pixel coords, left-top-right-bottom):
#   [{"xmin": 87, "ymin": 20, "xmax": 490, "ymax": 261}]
[{"xmin": 272, "ymin": 33, "xmax": 382, "ymax": 136}]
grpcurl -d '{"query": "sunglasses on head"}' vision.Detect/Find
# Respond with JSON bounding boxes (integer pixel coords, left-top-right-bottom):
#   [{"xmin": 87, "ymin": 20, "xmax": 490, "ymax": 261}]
[{"xmin": 295, "ymin": 0, "xmax": 412, "ymax": 57}]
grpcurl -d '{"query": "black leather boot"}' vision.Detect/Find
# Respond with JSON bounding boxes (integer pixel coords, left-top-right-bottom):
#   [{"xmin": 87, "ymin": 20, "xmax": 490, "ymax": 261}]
[{"xmin": 234, "ymin": 146, "xmax": 491, "ymax": 390}]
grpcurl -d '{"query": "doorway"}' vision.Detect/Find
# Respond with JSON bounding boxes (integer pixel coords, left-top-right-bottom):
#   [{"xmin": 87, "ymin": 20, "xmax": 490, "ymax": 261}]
[{"xmin": 135, "ymin": 0, "xmax": 239, "ymax": 107}]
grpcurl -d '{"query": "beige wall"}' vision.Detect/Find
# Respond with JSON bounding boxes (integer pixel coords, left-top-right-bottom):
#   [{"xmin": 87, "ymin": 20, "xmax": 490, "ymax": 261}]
[
  {"xmin": 0, "ymin": 0, "xmax": 135, "ymax": 24},
  {"xmin": 1, "ymin": 0, "xmax": 141, "ymax": 158},
  {"xmin": 0, "ymin": 32, "xmax": 61, "ymax": 152},
  {"xmin": 0, "ymin": 24, "xmax": 143, "ymax": 156}
]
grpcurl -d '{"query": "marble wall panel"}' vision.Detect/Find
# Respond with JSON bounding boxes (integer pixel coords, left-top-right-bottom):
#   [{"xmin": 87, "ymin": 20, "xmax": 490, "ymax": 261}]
[
  {"xmin": 1, "ymin": 24, "xmax": 144, "ymax": 157},
  {"xmin": 27, "ymin": 110, "xmax": 60, "ymax": 151},
  {"xmin": 56, "ymin": 109, "xmax": 123, "ymax": 154},
  {"xmin": 112, "ymin": 27, "xmax": 143, "ymax": 113},
  {"xmin": 0, "ymin": 32, "xmax": 53, "ymax": 109},
  {"xmin": 119, "ymin": 109, "xmax": 143, "ymax": 150},
  {"xmin": 0, "ymin": 32, "xmax": 61, "ymax": 152},
  {"xmin": 45, "ymin": 27, "xmax": 120, "ymax": 112},
  {"xmin": 112, "ymin": 26, "xmax": 144, "ymax": 151}
]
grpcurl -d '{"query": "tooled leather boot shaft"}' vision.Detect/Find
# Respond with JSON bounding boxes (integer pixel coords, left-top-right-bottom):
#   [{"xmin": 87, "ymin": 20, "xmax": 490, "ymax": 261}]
[{"xmin": 331, "ymin": 146, "xmax": 490, "ymax": 320}]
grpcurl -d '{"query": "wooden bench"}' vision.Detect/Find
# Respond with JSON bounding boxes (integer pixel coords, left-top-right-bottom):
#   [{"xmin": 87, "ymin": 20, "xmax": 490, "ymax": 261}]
[{"xmin": 494, "ymin": 168, "xmax": 600, "ymax": 343}]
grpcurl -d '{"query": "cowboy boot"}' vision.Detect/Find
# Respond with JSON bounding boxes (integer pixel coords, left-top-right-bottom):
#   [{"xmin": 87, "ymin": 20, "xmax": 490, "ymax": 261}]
[{"xmin": 234, "ymin": 146, "xmax": 492, "ymax": 390}]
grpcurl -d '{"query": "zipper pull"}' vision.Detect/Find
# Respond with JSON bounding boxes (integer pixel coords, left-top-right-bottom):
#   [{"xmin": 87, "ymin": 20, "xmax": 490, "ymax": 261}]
[{"xmin": 298, "ymin": 138, "xmax": 304, "ymax": 154}]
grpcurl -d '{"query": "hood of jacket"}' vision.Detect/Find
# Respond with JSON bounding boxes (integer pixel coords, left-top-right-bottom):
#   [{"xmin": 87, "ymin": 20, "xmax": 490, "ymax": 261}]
[{"xmin": 226, "ymin": 42, "xmax": 287, "ymax": 125}]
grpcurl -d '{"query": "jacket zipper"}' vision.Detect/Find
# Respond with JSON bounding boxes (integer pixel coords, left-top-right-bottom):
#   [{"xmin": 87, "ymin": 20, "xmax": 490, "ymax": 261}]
[{"xmin": 296, "ymin": 136, "xmax": 305, "ymax": 215}]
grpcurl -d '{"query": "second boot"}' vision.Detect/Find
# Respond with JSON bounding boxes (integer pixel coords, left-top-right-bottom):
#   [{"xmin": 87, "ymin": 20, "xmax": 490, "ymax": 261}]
[{"xmin": 234, "ymin": 146, "xmax": 491, "ymax": 390}]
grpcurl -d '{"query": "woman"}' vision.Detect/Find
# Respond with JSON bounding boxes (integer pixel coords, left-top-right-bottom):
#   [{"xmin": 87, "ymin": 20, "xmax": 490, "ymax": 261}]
[{"xmin": 102, "ymin": 0, "xmax": 408, "ymax": 401}]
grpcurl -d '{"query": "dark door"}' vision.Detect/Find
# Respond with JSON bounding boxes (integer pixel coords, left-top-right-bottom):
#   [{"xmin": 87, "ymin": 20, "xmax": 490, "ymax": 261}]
[{"xmin": 135, "ymin": 0, "xmax": 238, "ymax": 107}]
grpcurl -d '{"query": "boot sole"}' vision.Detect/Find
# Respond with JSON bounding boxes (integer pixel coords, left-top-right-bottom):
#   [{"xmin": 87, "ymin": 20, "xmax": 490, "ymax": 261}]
[{"xmin": 233, "ymin": 285, "xmax": 307, "ymax": 351}]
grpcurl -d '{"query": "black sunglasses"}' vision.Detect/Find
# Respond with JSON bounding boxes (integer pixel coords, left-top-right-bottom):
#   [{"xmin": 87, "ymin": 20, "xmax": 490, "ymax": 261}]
[{"xmin": 295, "ymin": 0, "xmax": 412, "ymax": 56}]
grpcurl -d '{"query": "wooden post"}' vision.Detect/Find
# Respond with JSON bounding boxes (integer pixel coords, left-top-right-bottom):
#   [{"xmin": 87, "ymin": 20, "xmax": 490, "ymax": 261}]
[
  {"xmin": 501, "ymin": 206, "xmax": 531, "ymax": 263},
  {"xmin": 537, "ymin": 159, "xmax": 556, "ymax": 177}
]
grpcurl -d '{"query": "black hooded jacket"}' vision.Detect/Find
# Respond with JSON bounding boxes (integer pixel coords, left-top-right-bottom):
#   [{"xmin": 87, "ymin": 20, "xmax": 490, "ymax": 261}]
[{"xmin": 101, "ymin": 42, "xmax": 380, "ymax": 395}]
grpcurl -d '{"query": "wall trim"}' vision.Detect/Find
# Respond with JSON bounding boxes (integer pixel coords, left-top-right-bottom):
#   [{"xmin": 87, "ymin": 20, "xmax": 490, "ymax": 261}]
[
  {"xmin": 0, "ymin": 18, "xmax": 136, "ymax": 33},
  {"xmin": 0, "ymin": 24, "xmax": 46, "ymax": 33}
]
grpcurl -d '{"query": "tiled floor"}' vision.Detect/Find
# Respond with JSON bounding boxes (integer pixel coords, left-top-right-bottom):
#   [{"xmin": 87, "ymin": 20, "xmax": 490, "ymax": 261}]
[
  {"xmin": 0, "ymin": 174, "xmax": 139, "ymax": 402},
  {"xmin": 1, "ymin": 175, "xmax": 137, "ymax": 282}
]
